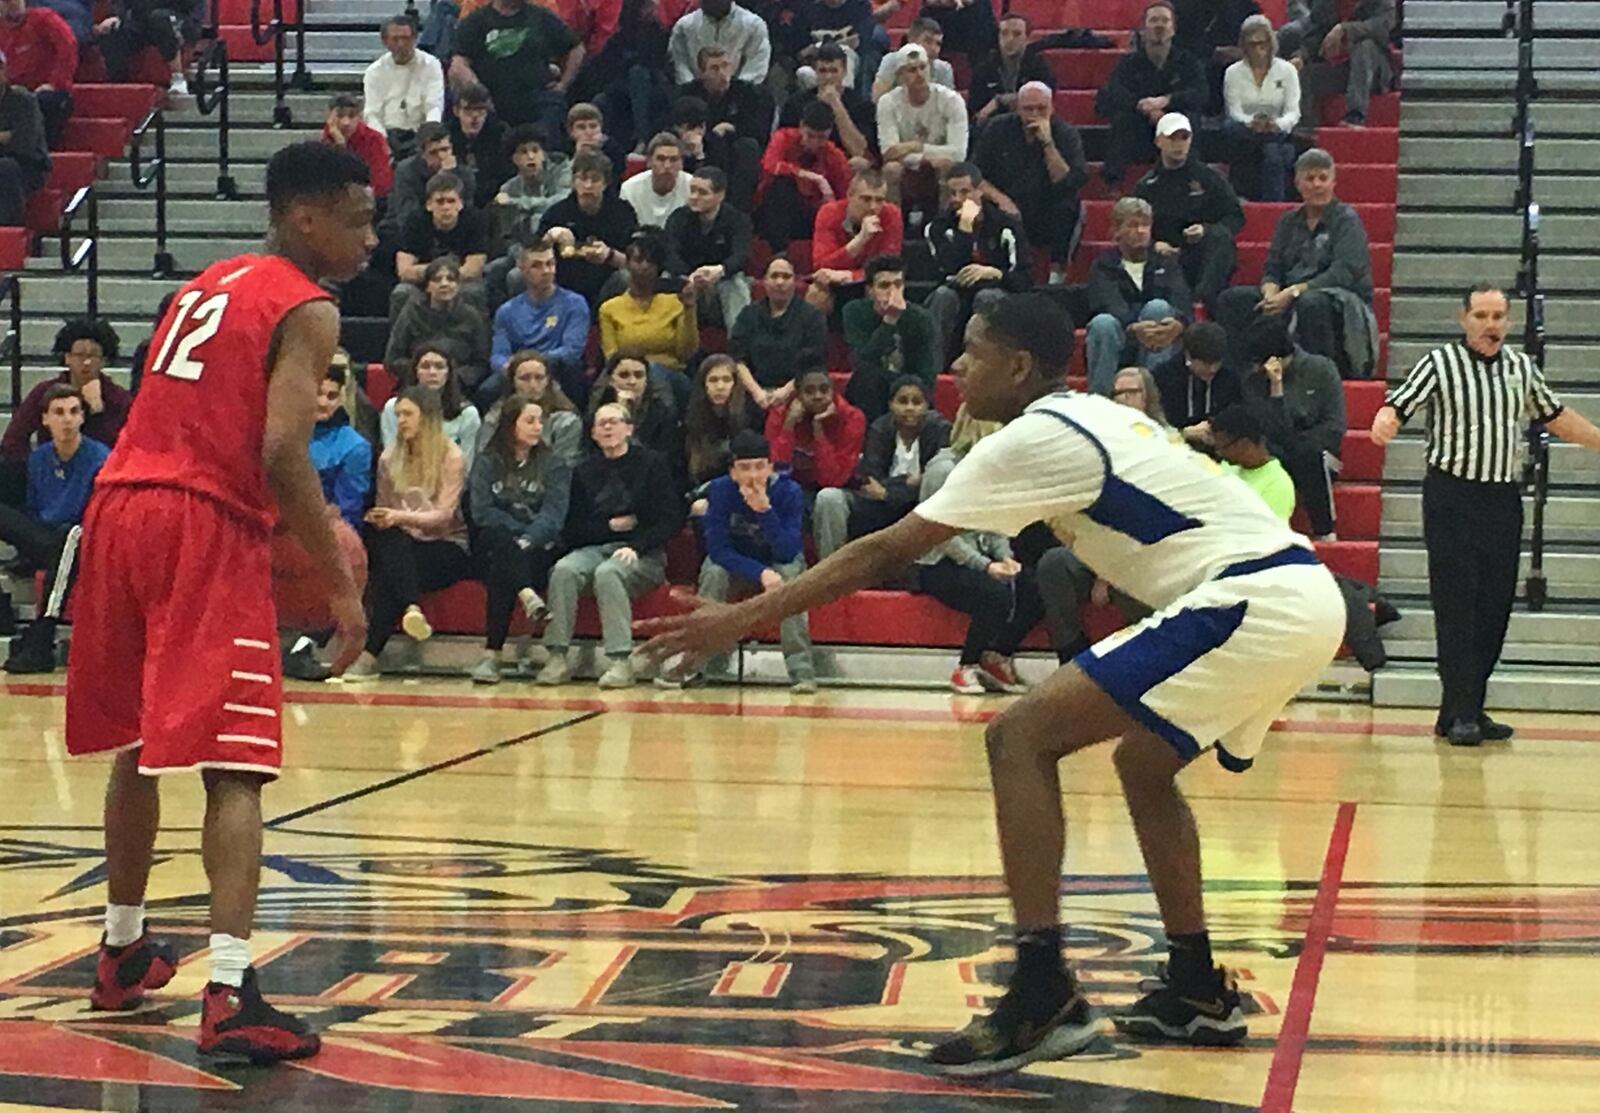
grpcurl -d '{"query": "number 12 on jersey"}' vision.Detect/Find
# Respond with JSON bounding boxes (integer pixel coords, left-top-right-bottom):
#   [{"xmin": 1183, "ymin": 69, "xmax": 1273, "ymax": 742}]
[{"xmin": 149, "ymin": 289, "xmax": 232, "ymax": 381}]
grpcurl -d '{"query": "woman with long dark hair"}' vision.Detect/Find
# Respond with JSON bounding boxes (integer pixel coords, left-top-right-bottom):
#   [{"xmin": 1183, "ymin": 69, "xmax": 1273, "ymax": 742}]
[
  {"xmin": 477, "ymin": 350, "xmax": 583, "ymax": 464},
  {"xmin": 380, "ymin": 339, "xmax": 483, "ymax": 472},
  {"xmin": 683, "ymin": 353, "xmax": 758, "ymax": 507},
  {"xmin": 587, "ymin": 350, "xmax": 683, "ymax": 469}
]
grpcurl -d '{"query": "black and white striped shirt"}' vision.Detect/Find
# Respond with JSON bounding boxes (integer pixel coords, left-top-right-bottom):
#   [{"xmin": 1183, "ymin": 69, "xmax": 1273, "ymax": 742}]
[{"xmin": 1386, "ymin": 342, "xmax": 1564, "ymax": 484}]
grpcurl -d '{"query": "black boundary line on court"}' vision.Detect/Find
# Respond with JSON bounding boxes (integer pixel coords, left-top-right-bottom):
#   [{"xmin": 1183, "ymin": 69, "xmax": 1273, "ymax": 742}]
[{"xmin": 264, "ymin": 709, "xmax": 606, "ymax": 829}]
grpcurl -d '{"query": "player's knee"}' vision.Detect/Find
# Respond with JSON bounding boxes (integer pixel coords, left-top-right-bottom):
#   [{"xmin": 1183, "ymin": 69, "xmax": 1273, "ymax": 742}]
[
  {"xmin": 1112, "ymin": 733, "xmax": 1182, "ymax": 789},
  {"xmin": 984, "ymin": 710, "xmax": 1032, "ymax": 767}
]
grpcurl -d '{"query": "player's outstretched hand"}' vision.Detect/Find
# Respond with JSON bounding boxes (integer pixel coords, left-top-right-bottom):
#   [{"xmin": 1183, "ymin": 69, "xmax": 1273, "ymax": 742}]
[
  {"xmin": 635, "ymin": 590, "xmax": 749, "ymax": 667},
  {"xmin": 326, "ymin": 588, "xmax": 369, "ymax": 676}
]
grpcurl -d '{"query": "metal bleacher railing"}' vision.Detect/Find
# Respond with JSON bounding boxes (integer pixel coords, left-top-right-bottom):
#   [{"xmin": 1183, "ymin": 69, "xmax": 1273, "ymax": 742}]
[
  {"xmin": 1506, "ymin": 0, "xmax": 1550, "ymax": 610},
  {"xmin": 251, "ymin": 0, "xmax": 312, "ymax": 128},
  {"xmin": 2, "ymin": 274, "xmax": 21, "ymax": 410},
  {"xmin": 197, "ymin": 0, "xmax": 241, "ymax": 201}
]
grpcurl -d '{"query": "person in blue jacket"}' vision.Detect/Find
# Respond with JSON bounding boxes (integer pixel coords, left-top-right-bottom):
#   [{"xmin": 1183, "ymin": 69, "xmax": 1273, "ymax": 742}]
[{"xmin": 311, "ymin": 363, "xmax": 375, "ymax": 530}]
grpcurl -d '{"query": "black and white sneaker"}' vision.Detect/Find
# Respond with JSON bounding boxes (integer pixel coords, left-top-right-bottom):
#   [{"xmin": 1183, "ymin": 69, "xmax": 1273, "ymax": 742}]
[
  {"xmin": 1113, "ymin": 964, "xmax": 1247, "ymax": 1046},
  {"xmin": 926, "ymin": 972, "xmax": 1099, "ymax": 1078}
]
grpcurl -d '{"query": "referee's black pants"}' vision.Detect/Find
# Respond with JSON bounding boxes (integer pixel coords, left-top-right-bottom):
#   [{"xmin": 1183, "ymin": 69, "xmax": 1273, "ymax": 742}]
[{"xmin": 1423, "ymin": 469, "xmax": 1522, "ymax": 729}]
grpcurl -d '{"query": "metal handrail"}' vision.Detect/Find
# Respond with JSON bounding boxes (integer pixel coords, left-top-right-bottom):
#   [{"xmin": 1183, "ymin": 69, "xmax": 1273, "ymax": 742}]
[
  {"xmin": 194, "ymin": 34, "xmax": 240, "ymax": 200},
  {"xmin": 129, "ymin": 110, "xmax": 176, "ymax": 278},
  {"xmin": 0, "ymin": 274, "xmax": 20, "ymax": 410},
  {"xmin": 59, "ymin": 185, "xmax": 99, "ymax": 319},
  {"xmin": 251, "ymin": 0, "xmax": 310, "ymax": 127}
]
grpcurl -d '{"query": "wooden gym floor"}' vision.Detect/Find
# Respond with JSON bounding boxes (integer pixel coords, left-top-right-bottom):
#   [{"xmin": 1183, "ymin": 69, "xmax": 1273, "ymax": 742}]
[{"xmin": 1, "ymin": 676, "xmax": 1597, "ymax": 1111}]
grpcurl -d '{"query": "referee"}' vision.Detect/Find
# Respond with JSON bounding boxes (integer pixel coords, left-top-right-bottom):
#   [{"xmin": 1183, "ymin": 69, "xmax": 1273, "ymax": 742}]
[{"xmin": 1372, "ymin": 285, "xmax": 1600, "ymax": 746}]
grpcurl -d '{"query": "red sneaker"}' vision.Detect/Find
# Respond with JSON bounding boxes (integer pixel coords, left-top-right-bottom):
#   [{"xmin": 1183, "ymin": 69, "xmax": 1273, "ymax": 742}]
[
  {"xmin": 199, "ymin": 967, "xmax": 321, "ymax": 1064},
  {"xmin": 950, "ymin": 665, "xmax": 987, "ymax": 694},
  {"xmin": 978, "ymin": 656, "xmax": 1029, "ymax": 694},
  {"xmin": 90, "ymin": 933, "xmax": 177, "ymax": 1011}
]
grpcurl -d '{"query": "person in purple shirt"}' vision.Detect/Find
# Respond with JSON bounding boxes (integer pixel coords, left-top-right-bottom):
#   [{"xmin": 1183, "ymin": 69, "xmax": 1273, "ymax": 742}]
[
  {"xmin": 486, "ymin": 237, "xmax": 593, "ymax": 407},
  {"xmin": 657, "ymin": 429, "xmax": 816, "ymax": 692},
  {"xmin": 1, "ymin": 384, "xmax": 110, "ymax": 671}
]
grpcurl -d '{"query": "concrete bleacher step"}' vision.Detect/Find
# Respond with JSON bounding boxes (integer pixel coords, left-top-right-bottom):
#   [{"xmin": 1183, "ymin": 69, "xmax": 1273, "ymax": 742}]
[
  {"xmin": 1405, "ymin": 38, "xmax": 1599, "ymax": 72},
  {"xmin": 1374, "ymin": 663, "xmax": 1600, "ymax": 714},
  {"xmin": 18, "ymin": 274, "xmax": 183, "ymax": 315},
  {"xmin": 18, "ymin": 317, "xmax": 154, "ymax": 355},
  {"xmin": 1380, "ymin": 545, "xmax": 1600, "ymax": 602},
  {"xmin": 1405, "ymin": 0, "xmax": 1600, "ymax": 33},
  {"xmin": 31, "ymin": 236, "xmax": 258, "ymax": 274},
  {"xmin": 1395, "ymin": 252, "xmax": 1600, "ymax": 293},
  {"xmin": 166, "ymin": 91, "xmax": 345, "ymax": 128},
  {"xmin": 1391, "ymin": 295, "xmax": 1600, "ymax": 340},
  {"xmin": 96, "ymin": 197, "xmax": 272, "ymax": 234},
  {"xmin": 1402, "ymin": 137, "xmax": 1600, "ymax": 174},
  {"xmin": 1385, "ymin": 341, "xmax": 1600, "ymax": 386},
  {"xmin": 161, "ymin": 124, "xmax": 323, "ymax": 162},
  {"xmin": 1384, "ymin": 432, "xmax": 1600, "ymax": 486},
  {"xmin": 1398, "ymin": 174, "xmax": 1600, "ymax": 212},
  {"xmin": 98, "ymin": 161, "xmax": 269, "ymax": 198},
  {"xmin": 1382, "ymin": 491, "xmax": 1600, "ymax": 545}
]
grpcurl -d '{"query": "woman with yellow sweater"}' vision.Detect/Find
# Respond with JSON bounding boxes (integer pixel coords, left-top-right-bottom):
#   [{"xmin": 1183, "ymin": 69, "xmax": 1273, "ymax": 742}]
[{"xmin": 598, "ymin": 230, "xmax": 699, "ymax": 370}]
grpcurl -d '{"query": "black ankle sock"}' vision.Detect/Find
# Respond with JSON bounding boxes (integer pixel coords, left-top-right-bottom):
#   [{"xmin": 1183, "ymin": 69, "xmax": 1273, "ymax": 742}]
[
  {"xmin": 1167, "ymin": 931, "xmax": 1215, "ymax": 990},
  {"xmin": 1014, "ymin": 926, "xmax": 1066, "ymax": 984}
]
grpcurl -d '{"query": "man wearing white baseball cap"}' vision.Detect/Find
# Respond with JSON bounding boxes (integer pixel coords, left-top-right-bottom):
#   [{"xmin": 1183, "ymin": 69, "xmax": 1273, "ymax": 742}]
[
  {"xmin": 1134, "ymin": 111, "xmax": 1244, "ymax": 314},
  {"xmin": 875, "ymin": 42, "xmax": 969, "ymax": 208}
]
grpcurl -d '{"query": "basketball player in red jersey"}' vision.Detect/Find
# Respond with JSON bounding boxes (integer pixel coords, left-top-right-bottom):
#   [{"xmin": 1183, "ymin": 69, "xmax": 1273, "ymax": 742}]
[{"xmin": 63, "ymin": 142, "xmax": 377, "ymax": 1063}]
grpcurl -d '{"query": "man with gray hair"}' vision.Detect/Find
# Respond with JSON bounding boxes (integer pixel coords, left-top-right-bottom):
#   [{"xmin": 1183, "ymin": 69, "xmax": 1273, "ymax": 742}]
[
  {"xmin": 973, "ymin": 81, "xmax": 1088, "ymax": 286},
  {"xmin": 1084, "ymin": 196, "xmax": 1191, "ymax": 395},
  {"xmin": 1215, "ymin": 147, "xmax": 1377, "ymax": 378},
  {"xmin": 362, "ymin": 14, "xmax": 444, "ymax": 161}
]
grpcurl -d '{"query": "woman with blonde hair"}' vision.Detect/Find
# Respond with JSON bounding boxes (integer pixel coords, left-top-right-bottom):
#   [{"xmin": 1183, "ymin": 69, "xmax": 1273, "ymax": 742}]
[
  {"xmin": 346, "ymin": 386, "xmax": 470, "ymax": 680},
  {"xmin": 1222, "ymin": 14, "xmax": 1300, "ymax": 201}
]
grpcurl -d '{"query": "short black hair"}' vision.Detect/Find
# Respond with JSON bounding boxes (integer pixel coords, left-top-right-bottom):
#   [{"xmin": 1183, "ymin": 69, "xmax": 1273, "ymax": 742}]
[
  {"xmin": 455, "ymin": 81, "xmax": 492, "ymax": 109},
  {"xmin": 506, "ymin": 123, "xmax": 548, "ymax": 156},
  {"xmin": 729, "ymin": 429, "xmax": 770, "ymax": 461},
  {"xmin": 1182, "ymin": 320, "xmax": 1228, "ymax": 363},
  {"xmin": 416, "ymin": 121, "xmax": 451, "ymax": 149},
  {"xmin": 1462, "ymin": 282, "xmax": 1507, "ymax": 309},
  {"xmin": 327, "ymin": 92, "xmax": 361, "ymax": 112},
  {"xmin": 1245, "ymin": 315, "xmax": 1294, "ymax": 361},
  {"xmin": 799, "ymin": 99, "xmax": 834, "ymax": 131},
  {"xmin": 944, "ymin": 160, "xmax": 982, "ymax": 185},
  {"xmin": 382, "ymin": 13, "xmax": 418, "ymax": 35},
  {"xmin": 43, "ymin": 383, "xmax": 83, "ymax": 409},
  {"xmin": 571, "ymin": 150, "xmax": 613, "ymax": 182},
  {"xmin": 672, "ymin": 97, "xmax": 708, "ymax": 128},
  {"xmin": 864, "ymin": 254, "xmax": 905, "ymax": 284},
  {"xmin": 976, "ymin": 293, "xmax": 1075, "ymax": 382},
  {"xmin": 694, "ymin": 164, "xmax": 729, "ymax": 194},
  {"xmin": 1210, "ymin": 403, "xmax": 1265, "ymax": 444},
  {"xmin": 53, "ymin": 315, "xmax": 120, "ymax": 360},
  {"xmin": 323, "ymin": 362, "xmax": 348, "ymax": 387},
  {"xmin": 888, "ymin": 374, "xmax": 929, "ymax": 403},
  {"xmin": 265, "ymin": 141, "xmax": 371, "ymax": 218},
  {"xmin": 626, "ymin": 228, "xmax": 668, "ymax": 269},
  {"xmin": 814, "ymin": 42, "xmax": 848, "ymax": 66},
  {"xmin": 425, "ymin": 170, "xmax": 463, "ymax": 199}
]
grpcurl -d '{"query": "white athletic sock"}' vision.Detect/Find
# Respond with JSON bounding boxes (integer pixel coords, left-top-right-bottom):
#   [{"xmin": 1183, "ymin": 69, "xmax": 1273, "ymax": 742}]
[
  {"xmin": 104, "ymin": 904, "xmax": 144, "ymax": 948},
  {"xmin": 208, "ymin": 933, "xmax": 251, "ymax": 988}
]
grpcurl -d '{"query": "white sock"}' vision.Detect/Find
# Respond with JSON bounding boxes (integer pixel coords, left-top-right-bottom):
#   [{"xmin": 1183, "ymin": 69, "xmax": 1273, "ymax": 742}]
[
  {"xmin": 208, "ymin": 933, "xmax": 251, "ymax": 988},
  {"xmin": 105, "ymin": 904, "xmax": 144, "ymax": 947}
]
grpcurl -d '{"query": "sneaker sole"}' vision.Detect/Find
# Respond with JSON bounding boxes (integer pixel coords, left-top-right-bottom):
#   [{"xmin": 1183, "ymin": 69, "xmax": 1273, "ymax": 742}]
[
  {"xmin": 401, "ymin": 612, "xmax": 433, "ymax": 641},
  {"xmin": 1111, "ymin": 1009, "xmax": 1248, "ymax": 1046},
  {"xmin": 931, "ymin": 1015, "xmax": 1101, "ymax": 1078},
  {"xmin": 200, "ymin": 1036, "xmax": 322, "ymax": 1066}
]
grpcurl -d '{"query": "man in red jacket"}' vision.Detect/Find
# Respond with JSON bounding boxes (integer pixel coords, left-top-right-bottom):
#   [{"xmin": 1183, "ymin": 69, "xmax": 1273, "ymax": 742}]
[
  {"xmin": 323, "ymin": 92, "xmax": 394, "ymax": 201},
  {"xmin": 805, "ymin": 166, "xmax": 902, "ymax": 314},
  {"xmin": 0, "ymin": 0, "xmax": 76, "ymax": 145},
  {"xmin": 754, "ymin": 99, "xmax": 853, "ymax": 251}
]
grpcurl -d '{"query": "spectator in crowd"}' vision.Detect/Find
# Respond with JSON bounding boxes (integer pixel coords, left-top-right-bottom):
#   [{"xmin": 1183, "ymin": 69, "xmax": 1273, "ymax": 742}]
[
  {"xmin": 1153, "ymin": 319, "xmax": 1243, "ymax": 443},
  {"xmin": 842, "ymin": 254, "xmax": 940, "ymax": 420},
  {"xmin": 538, "ymin": 400, "xmax": 684, "ymax": 688},
  {"xmin": 683, "ymin": 353, "xmax": 761, "ymax": 503},
  {"xmin": 392, "ymin": 171, "xmax": 489, "ymax": 318},
  {"xmin": 876, "ymin": 44, "xmax": 969, "ymax": 209},
  {"xmin": 565, "ymin": 100, "xmax": 629, "ymax": 185},
  {"xmin": 323, "ymin": 93, "xmax": 394, "ymax": 201},
  {"xmin": 781, "ymin": 43, "xmax": 873, "ymax": 166},
  {"xmin": 310, "ymin": 364, "xmax": 374, "ymax": 532},
  {"xmin": 0, "ymin": 0, "xmax": 76, "ymax": 147},
  {"xmin": 477, "ymin": 350, "xmax": 584, "ymax": 465},
  {"xmin": 670, "ymin": 94, "xmax": 709, "ymax": 174},
  {"xmin": 916, "ymin": 0, "xmax": 996, "ymax": 68},
  {"xmin": 871, "ymin": 16, "xmax": 954, "ymax": 101},
  {"xmin": 1292, "ymin": 0, "xmax": 1395, "ymax": 128},
  {"xmin": 96, "ymin": 0, "xmax": 197, "ymax": 94},
  {"xmin": 913, "ymin": 405, "xmax": 1045, "ymax": 695},
  {"xmin": 1171, "ymin": 0, "xmax": 1259, "ymax": 112},
  {"xmin": 380, "ymin": 341, "xmax": 484, "ymax": 473},
  {"xmin": 792, "ymin": 0, "xmax": 876, "ymax": 87},
  {"xmin": 755, "ymin": 99, "xmax": 853, "ymax": 251},
  {"xmin": 490, "ymin": 123, "xmax": 572, "ymax": 253},
  {"xmin": 346, "ymin": 386, "xmax": 471, "ymax": 681},
  {"xmin": 0, "ymin": 53, "xmax": 48, "ymax": 228},
  {"xmin": 974, "ymin": 82, "xmax": 1087, "ymax": 287},
  {"xmin": 1222, "ymin": 15, "xmax": 1299, "ymax": 202},
  {"xmin": 572, "ymin": 0, "xmax": 672, "ymax": 152},
  {"xmin": 807, "ymin": 167, "xmax": 902, "ymax": 315},
  {"xmin": 664, "ymin": 165, "xmax": 754, "ymax": 328},
  {"xmin": 620, "ymin": 132, "xmax": 692, "ymax": 227},
  {"xmin": 0, "ymin": 386, "xmax": 107, "ymax": 672},
  {"xmin": 676, "ymin": 44, "xmax": 772, "ymax": 210},
  {"xmin": 329, "ymin": 346, "xmax": 382, "ymax": 448},
  {"xmin": 468, "ymin": 396, "xmax": 572, "ymax": 684},
  {"xmin": 588, "ymin": 351, "xmax": 684, "ymax": 467},
  {"xmin": 661, "ymin": 430, "xmax": 817, "ymax": 691},
  {"xmin": 451, "ymin": 0, "xmax": 581, "ymax": 137},
  {"xmin": 667, "ymin": 0, "xmax": 770, "ymax": 85},
  {"xmin": 534, "ymin": 150, "xmax": 637, "ymax": 309},
  {"xmin": 1095, "ymin": 0, "xmax": 1207, "ymax": 188},
  {"xmin": 599, "ymin": 230, "xmax": 699, "ymax": 371},
  {"xmin": 363, "ymin": 13, "xmax": 445, "ymax": 161},
  {"xmin": 450, "ymin": 82, "xmax": 513, "ymax": 208},
  {"xmin": 386, "ymin": 257, "xmax": 492, "ymax": 396},
  {"xmin": 924, "ymin": 161, "xmax": 1030, "ymax": 359},
  {"xmin": 1240, "ymin": 315, "xmax": 1345, "ymax": 538},
  {"xmin": 0, "ymin": 318, "xmax": 127, "ymax": 512},
  {"xmin": 388, "ymin": 122, "xmax": 475, "ymax": 235},
  {"xmin": 729, "ymin": 255, "xmax": 828, "ymax": 409},
  {"xmin": 1084, "ymin": 196, "xmax": 1190, "ymax": 395},
  {"xmin": 765, "ymin": 367, "xmax": 866, "ymax": 512},
  {"xmin": 488, "ymin": 239, "xmax": 592, "ymax": 404},
  {"xmin": 969, "ymin": 12, "xmax": 1053, "ymax": 130},
  {"xmin": 1216, "ymin": 148, "xmax": 1377, "ymax": 378},
  {"xmin": 1134, "ymin": 112, "xmax": 1243, "ymax": 313},
  {"xmin": 813, "ymin": 374, "xmax": 948, "ymax": 557},
  {"xmin": 1109, "ymin": 365, "xmax": 1174, "ymax": 428},
  {"xmin": 1210, "ymin": 401, "xmax": 1293, "ymax": 519}
]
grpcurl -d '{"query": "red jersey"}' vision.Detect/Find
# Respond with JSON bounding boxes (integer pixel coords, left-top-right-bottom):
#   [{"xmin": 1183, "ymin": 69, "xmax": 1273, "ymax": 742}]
[{"xmin": 97, "ymin": 255, "xmax": 331, "ymax": 534}]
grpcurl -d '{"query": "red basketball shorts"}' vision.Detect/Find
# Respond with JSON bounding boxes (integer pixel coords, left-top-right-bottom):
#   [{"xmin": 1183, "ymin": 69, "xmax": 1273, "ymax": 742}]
[{"xmin": 65, "ymin": 487, "xmax": 284, "ymax": 778}]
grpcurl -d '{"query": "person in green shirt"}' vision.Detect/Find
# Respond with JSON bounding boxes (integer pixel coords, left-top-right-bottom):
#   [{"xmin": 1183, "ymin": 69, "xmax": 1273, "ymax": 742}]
[
  {"xmin": 841, "ymin": 255, "xmax": 941, "ymax": 422},
  {"xmin": 1209, "ymin": 403, "xmax": 1296, "ymax": 522}
]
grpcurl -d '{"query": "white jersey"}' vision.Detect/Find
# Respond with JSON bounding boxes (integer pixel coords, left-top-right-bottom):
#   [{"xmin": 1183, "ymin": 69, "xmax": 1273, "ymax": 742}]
[{"xmin": 916, "ymin": 392, "xmax": 1312, "ymax": 610}]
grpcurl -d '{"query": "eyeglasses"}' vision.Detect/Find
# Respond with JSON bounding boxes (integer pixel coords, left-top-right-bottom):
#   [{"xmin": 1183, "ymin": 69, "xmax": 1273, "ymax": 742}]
[
  {"xmin": 593, "ymin": 417, "xmax": 631, "ymax": 428},
  {"xmin": 1113, "ymin": 387, "xmax": 1145, "ymax": 399}
]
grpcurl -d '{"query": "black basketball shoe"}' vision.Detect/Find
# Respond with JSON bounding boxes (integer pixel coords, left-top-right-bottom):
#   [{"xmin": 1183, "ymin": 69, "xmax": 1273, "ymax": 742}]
[
  {"xmin": 1113, "ymin": 963, "xmax": 1247, "ymax": 1046},
  {"xmin": 926, "ymin": 970, "xmax": 1099, "ymax": 1077}
]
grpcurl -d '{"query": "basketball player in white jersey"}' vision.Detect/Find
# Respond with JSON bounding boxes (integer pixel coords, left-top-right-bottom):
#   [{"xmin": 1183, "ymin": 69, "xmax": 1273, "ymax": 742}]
[{"xmin": 641, "ymin": 292, "xmax": 1346, "ymax": 1077}]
